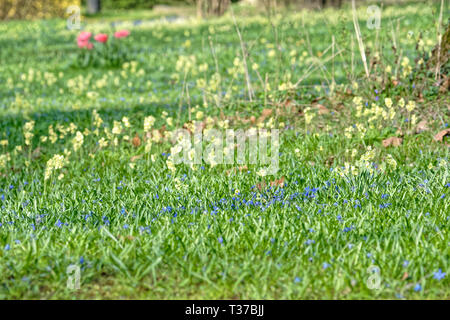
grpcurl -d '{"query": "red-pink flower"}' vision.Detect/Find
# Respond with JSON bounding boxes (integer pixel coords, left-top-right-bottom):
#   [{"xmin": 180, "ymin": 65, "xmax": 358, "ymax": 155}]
[
  {"xmin": 77, "ymin": 38, "xmax": 93, "ymax": 50},
  {"xmin": 114, "ymin": 30, "xmax": 130, "ymax": 39},
  {"xmin": 94, "ymin": 33, "xmax": 108, "ymax": 43},
  {"xmin": 77, "ymin": 31, "xmax": 92, "ymax": 42}
]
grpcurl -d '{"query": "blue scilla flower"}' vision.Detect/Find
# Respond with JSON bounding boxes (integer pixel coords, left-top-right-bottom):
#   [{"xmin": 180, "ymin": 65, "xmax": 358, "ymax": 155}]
[
  {"xmin": 294, "ymin": 277, "xmax": 302, "ymax": 283},
  {"xmin": 4, "ymin": 244, "xmax": 10, "ymax": 251},
  {"xmin": 433, "ymin": 269, "xmax": 446, "ymax": 280},
  {"xmin": 414, "ymin": 284, "xmax": 422, "ymax": 292}
]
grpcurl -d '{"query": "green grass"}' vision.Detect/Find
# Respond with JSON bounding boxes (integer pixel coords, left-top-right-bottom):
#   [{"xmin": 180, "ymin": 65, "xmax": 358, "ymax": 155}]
[{"xmin": 0, "ymin": 1, "xmax": 449, "ymax": 299}]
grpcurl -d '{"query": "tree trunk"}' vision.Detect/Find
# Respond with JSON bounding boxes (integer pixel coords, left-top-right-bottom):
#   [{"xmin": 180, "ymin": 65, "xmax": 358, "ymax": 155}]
[{"xmin": 87, "ymin": 0, "xmax": 101, "ymax": 14}]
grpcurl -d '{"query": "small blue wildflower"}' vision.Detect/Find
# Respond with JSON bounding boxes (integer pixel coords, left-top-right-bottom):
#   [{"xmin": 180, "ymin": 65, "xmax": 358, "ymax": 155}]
[
  {"xmin": 4, "ymin": 244, "xmax": 10, "ymax": 251},
  {"xmin": 294, "ymin": 277, "xmax": 302, "ymax": 283},
  {"xmin": 322, "ymin": 262, "xmax": 330, "ymax": 270},
  {"xmin": 123, "ymin": 224, "xmax": 129, "ymax": 229},
  {"xmin": 433, "ymin": 269, "xmax": 446, "ymax": 280},
  {"xmin": 218, "ymin": 237, "xmax": 223, "ymax": 244},
  {"xmin": 413, "ymin": 284, "xmax": 422, "ymax": 292}
]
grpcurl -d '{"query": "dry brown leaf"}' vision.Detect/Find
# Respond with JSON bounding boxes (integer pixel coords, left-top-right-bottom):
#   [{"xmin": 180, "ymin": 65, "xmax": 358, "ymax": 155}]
[
  {"xmin": 238, "ymin": 165, "xmax": 248, "ymax": 172},
  {"xmin": 402, "ymin": 272, "xmax": 409, "ymax": 281},
  {"xmin": 132, "ymin": 134, "xmax": 141, "ymax": 147},
  {"xmin": 382, "ymin": 136, "xmax": 403, "ymax": 147},
  {"xmin": 434, "ymin": 129, "xmax": 450, "ymax": 142},
  {"xmin": 315, "ymin": 104, "xmax": 329, "ymax": 115},
  {"xmin": 256, "ymin": 181, "xmax": 267, "ymax": 191},
  {"xmin": 415, "ymin": 120, "xmax": 429, "ymax": 133},
  {"xmin": 257, "ymin": 108, "xmax": 273, "ymax": 123},
  {"xmin": 130, "ymin": 155, "xmax": 142, "ymax": 162},
  {"xmin": 270, "ymin": 176, "xmax": 285, "ymax": 188},
  {"xmin": 261, "ymin": 108, "xmax": 273, "ymax": 118}
]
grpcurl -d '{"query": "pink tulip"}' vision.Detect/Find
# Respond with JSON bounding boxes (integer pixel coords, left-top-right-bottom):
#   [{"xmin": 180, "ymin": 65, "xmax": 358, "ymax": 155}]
[
  {"xmin": 94, "ymin": 33, "xmax": 108, "ymax": 43},
  {"xmin": 114, "ymin": 30, "xmax": 130, "ymax": 39},
  {"xmin": 77, "ymin": 31, "xmax": 92, "ymax": 42},
  {"xmin": 77, "ymin": 38, "xmax": 93, "ymax": 50}
]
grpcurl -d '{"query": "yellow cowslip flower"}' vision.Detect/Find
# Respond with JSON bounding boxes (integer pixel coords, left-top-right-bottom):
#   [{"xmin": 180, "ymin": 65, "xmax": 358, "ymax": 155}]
[
  {"xmin": 385, "ymin": 154, "xmax": 397, "ymax": 170},
  {"xmin": 122, "ymin": 117, "xmax": 131, "ymax": 128},
  {"xmin": 401, "ymin": 57, "xmax": 410, "ymax": 68},
  {"xmin": 304, "ymin": 107, "xmax": 315, "ymax": 125},
  {"xmin": 112, "ymin": 121, "xmax": 123, "ymax": 135},
  {"xmin": 406, "ymin": 100, "xmax": 416, "ymax": 112},
  {"xmin": 0, "ymin": 154, "xmax": 11, "ymax": 169},
  {"xmin": 0, "ymin": 140, "xmax": 8, "ymax": 146},
  {"xmin": 23, "ymin": 120, "xmax": 35, "ymax": 146},
  {"xmin": 72, "ymin": 131, "xmax": 84, "ymax": 152},
  {"xmin": 44, "ymin": 154, "xmax": 66, "ymax": 180},
  {"xmin": 166, "ymin": 158, "xmax": 176, "ymax": 172},
  {"xmin": 344, "ymin": 126, "xmax": 354, "ymax": 139},
  {"xmin": 196, "ymin": 111, "xmax": 204, "ymax": 121},
  {"xmin": 98, "ymin": 137, "xmax": 108, "ymax": 148},
  {"xmin": 93, "ymin": 110, "xmax": 103, "ymax": 128},
  {"xmin": 145, "ymin": 140, "xmax": 152, "ymax": 153},
  {"xmin": 398, "ymin": 98, "xmax": 405, "ymax": 108},
  {"xmin": 385, "ymin": 98, "xmax": 393, "ymax": 108},
  {"xmin": 144, "ymin": 116, "xmax": 156, "ymax": 132},
  {"xmin": 87, "ymin": 91, "xmax": 99, "ymax": 100}
]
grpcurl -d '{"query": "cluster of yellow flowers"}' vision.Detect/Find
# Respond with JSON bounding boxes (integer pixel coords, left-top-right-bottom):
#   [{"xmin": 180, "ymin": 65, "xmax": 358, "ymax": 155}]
[
  {"xmin": 23, "ymin": 120, "xmax": 35, "ymax": 146},
  {"xmin": 304, "ymin": 107, "xmax": 315, "ymax": 125},
  {"xmin": 72, "ymin": 131, "xmax": 84, "ymax": 152},
  {"xmin": 44, "ymin": 154, "xmax": 67, "ymax": 180},
  {"xmin": 0, "ymin": 153, "xmax": 11, "ymax": 169},
  {"xmin": 335, "ymin": 146, "xmax": 399, "ymax": 178}
]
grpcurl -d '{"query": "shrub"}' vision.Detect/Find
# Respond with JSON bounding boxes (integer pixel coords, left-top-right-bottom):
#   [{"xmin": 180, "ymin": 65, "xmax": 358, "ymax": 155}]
[{"xmin": 0, "ymin": 0, "xmax": 80, "ymax": 20}]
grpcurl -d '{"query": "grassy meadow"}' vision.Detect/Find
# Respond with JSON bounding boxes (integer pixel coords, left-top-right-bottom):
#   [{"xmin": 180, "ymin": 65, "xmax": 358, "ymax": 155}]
[{"xmin": 0, "ymin": 1, "xmax": 449, "ymax": 299}]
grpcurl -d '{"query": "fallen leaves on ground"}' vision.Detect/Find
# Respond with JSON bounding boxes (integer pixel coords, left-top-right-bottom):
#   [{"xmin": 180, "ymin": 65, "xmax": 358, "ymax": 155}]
[
  {"xmin": 415, "ymin": 120, "xmax": 429, "ymax": 133},
  {"xmin": 382, "ymin": 136, "xmax": 403, "ymax": 147},
  {"xmin": 132, "ymin": 134, "xmax": 141, "ymax": 147},
  {"xmin": 434, "ymin": 128, "xmax": 450, "ymax": 143}
]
